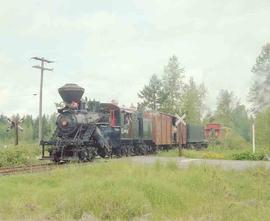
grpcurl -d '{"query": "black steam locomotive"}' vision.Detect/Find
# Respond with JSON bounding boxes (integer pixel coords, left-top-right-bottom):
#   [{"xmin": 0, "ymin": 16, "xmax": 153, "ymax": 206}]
[
  {"xmin": 41, "ymin": 83, "xmax": 207, "ymax": 162},
  {"xmin": 41, "ymin": 84, "xmax": 119, "ymax": 162}
]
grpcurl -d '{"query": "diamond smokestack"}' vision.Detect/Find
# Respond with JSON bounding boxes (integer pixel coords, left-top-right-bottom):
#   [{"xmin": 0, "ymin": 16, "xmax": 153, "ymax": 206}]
[{"xmin": 58, "ymin": 83, "xmax": 85, "ymax": 103}]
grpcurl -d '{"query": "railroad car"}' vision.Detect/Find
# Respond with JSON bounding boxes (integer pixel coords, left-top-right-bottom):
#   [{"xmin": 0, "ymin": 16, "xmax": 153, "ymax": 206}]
[
  {"xmin": 186, "ymin": 124, "xmax": 208, "ymax": 149},
  {"xmin": 205, "ymin": 123, "xmax": 222, "ymax": 139},
  {"xmin": 41, "ymin": 83, "xmax": 207, "ymax": 162}
]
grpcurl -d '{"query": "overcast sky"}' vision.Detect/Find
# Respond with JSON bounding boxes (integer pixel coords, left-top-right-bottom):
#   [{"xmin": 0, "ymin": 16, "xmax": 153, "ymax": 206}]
[{"xmin": 0, "ymin": 0, "xmax": 270, "ymax": 117}]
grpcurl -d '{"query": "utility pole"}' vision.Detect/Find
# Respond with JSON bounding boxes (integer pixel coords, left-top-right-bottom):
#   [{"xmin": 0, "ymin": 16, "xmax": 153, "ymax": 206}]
[{"xmin": 31, "ymin": 57, "xmax": 54, "ymax": 143}]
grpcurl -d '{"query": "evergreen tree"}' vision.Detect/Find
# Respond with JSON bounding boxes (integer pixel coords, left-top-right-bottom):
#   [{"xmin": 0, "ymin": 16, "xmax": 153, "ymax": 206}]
[
  {"xmin": 160, "ymin": 55, "xmax": 185, "ymax": 114},
  {"xmin": 181, "ymin": 77, "xmax": 206, "ymax": 124},
  {"xmin": 202, "ymin": 110, "xmax": 215, "ymax": 125},
  {"xmin": 20, "ymin": 115, "xmax": 34, "ymax": 142},
  {"xmin": 48, "ymin": 113, "xmax": 57, "ymax": 134},
  {"xmin": 42, "ymin": 115, "xmax": 52, "ymax": 139},
  {"xmin": 254, "ymin": 107, "xmax": 270, "ymax": 149},
  {"xmin": 231, "ymin": 104, "xmax": 251, "ymax": 141},
  {"xmin": 138, "ymin": 74, "xmax": 162, "ymax": 110},
  {"xmin": 249, "ymin": 43, "xmax": 270, "ymax": 113},
  {"xmin": 214, "ymin": 89, "xmax": 235, "ymax": 126},
  {"xmin": 0, "ymin": 114, "xmax": 12, "ymax": 144},
  {"xmin": 214, "ymin": 90, "xmax": 251, "ymax": 141},
  {"xmin": 0, "ymin": 113, "xmax": 58, "ymax": 145},
  {"xmin": 32, "ymin": 117, "xmax": 39, "ymax": 140}
]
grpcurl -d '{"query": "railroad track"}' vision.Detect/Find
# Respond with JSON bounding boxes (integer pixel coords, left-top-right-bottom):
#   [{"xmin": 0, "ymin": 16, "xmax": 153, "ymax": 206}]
[
  {"xmin": 0, "ymin": 156, "xmax": 137, "ymax": 176},
  {"xmin": 0, "ymin": 159, "xmax": 101, "ymax": 176},
  {"xmin": 0, "ymin": 163, "xmax": 57, "ymax": 176}
]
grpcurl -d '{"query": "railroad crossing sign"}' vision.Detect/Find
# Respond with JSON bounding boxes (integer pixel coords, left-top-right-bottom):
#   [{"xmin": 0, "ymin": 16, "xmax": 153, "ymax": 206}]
[{"xmin": 6, "ymin": 116, "xmax": 24, "ymax": 145}]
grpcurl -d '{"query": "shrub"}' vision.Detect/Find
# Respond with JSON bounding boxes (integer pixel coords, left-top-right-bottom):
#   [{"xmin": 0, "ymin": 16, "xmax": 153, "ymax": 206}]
[
  {"xmin": 0, "ymin": 144, "xmax": 40, "ymax": 167},
  {"xmin": 218, "ymin": 128, "xmax": 251, "ymax": 150},
  {"xmin": 232, "ymin": 151, "xmax": 265, "ymax": 161},
  {"xmin": 202, "ymin": 152, "xmax": 224, "ymax": 159},
  {"xmin": 255, "ymin": 107, "xmax": 270, "ymax": 149}
]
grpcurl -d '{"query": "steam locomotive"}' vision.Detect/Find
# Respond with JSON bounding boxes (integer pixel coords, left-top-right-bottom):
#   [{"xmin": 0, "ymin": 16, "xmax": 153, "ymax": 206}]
[{"xmin": 41, "ymin": 84, "xmax": 207, "ymax": 162}]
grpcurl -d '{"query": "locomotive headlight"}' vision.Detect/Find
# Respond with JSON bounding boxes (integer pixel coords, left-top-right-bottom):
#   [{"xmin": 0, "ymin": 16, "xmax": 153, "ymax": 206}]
[
  {"xmin": 57, "ymin": 112, "xmax": 78, "ymax": 136},
  {"xmin": 61, "ymin": 120, "xmax": 68, "ymax": 128}
]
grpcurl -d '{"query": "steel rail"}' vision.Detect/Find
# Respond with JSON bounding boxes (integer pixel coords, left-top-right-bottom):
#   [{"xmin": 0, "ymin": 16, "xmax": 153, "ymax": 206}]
[{"xmin": 0, "ymin": 163, "xmax": 57, "ymax": 176}]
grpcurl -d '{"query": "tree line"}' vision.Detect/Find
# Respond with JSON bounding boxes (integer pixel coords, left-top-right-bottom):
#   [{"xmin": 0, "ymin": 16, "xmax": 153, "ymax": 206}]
[
  {"xmin": 137, "ymin": 55, "xmax": 251, "ymax": 142},
  {"xmin": 138, "ymin": 55, "xmax": 206, "ymax": 124},
  {"xmin": 248, "ymin": 43, "xmax": 270, "ymax": 149},
  {"xmin": 0, "ymin": 114, "xmax": 56, "ymax": 146},
  {"xmin": 138, "ymin": 44, "xmax": 270, "ymax": 148}
]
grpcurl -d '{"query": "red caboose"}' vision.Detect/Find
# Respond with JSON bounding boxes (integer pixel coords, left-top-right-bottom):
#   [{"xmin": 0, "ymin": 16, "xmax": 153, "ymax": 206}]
[{"xmin": 205, "ymin": 123, "xmax": 222, "ymax": 139}]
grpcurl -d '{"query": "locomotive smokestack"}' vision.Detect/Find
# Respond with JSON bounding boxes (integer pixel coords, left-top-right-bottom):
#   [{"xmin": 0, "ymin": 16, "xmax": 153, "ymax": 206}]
[{"xmin": 58, "ymin": 83, "xmax": 85, "ymax": 103}]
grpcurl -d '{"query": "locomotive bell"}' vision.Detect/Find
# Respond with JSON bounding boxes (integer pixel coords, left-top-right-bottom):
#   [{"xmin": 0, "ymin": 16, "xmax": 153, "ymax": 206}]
[{"xmin": 58, "ymin": 83, "xmax": 85, "ymax": 103}]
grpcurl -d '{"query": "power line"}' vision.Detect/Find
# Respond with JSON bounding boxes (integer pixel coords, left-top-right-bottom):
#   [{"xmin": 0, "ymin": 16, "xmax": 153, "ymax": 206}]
[{"xmin": 3, "ymin": 94, "xmax": 38, "ymax": 99}]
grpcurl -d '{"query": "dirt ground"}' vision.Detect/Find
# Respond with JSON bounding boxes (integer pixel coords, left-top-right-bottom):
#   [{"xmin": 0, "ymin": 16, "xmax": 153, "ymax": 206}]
[{"xmin": 128, "ymin": 156, "xmax": 270, "ymax": 171}]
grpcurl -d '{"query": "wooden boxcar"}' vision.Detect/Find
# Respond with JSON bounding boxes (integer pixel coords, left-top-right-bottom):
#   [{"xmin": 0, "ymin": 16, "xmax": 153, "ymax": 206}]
[{"xmin": 144, "ymin": 112, "xmax": 173, "ymax": 146}]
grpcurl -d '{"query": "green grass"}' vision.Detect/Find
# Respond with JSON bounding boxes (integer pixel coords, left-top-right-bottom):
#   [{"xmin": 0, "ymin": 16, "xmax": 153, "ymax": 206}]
[
  {"xmin": 157, "ymin": 146, "xmax": 269, "ymax": 160},
  {"xmin": 0, "ymin": 143, "xmax": 41, "ymax": 167},
  {"xmin": 1, "ymin": 160, "xmax": 270, "ymax": 220},
  {"xmin": 157, "ymin": 148, "xmax": 231, "ymax": 159}
]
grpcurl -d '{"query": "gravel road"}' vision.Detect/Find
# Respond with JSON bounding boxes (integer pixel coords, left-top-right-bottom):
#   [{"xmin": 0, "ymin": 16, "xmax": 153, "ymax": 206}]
[{"xmin": 129, "ymin": 156, "xmax": 270, "ymax": 171}]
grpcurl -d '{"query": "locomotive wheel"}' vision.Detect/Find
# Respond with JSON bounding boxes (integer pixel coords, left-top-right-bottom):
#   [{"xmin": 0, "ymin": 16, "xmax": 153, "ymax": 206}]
[
  {"xmin": 120, "ymin": 146, "xmax": 126, "ymax": 157},
  {"xmin": 141, "ymin": 145, "xmax": 147, "ymax": 155},
  {"xmin": 129, "ymin": 145, "xmax": 135, "ymax": 156},
  {"xmin": 87, "ymin": 150, "xmax": 96, "ymax": 161},
  {"xmin": 78, "ymin": 149, "xmax": 96, "ymax": 161},
  {"xmin": 114, "ymin": 148, "xmax": 122, "ymax": 158},
  {"xmin": 123, "ymin": 145, "xmax": 131, "ymax": 156},
  {"xmin": 133, "ymin": 145, "xmax": 140, "ymax": 155},
  {"xmin": 135, "ymin": 144, "xmax": 146, "ymax": 155},
  {"xmin": 97, "ymin": 148, "xmax": 106, "ymax": 158},
  {"xmin": 78, "ymin": 150, "xmax": 87, "ymax": 162}
]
